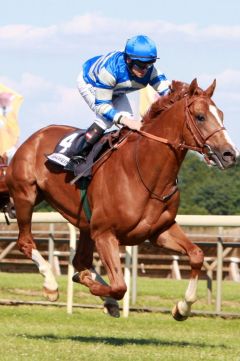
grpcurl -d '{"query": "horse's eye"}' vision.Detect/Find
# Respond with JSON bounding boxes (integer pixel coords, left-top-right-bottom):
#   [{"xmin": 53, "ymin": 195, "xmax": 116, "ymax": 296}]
[{"xmin": 196, "ymin": 114, "xmax": 205, "ymax": 122}]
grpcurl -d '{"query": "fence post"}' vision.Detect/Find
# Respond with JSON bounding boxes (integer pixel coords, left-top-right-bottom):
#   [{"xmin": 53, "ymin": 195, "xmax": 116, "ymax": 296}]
[
  {"xmin": 206, "ymin": 269, "xmax": 213, "ymax": 304},
  {"xmin": 66, "ymin": 223, "xmax": 77, "ymax": 314},
  {"xmin": 123, "ymin": 246, "xmax": 132, "ymax": 317},
  {"xmin": 216, "ymin": 228, "xmax": 223, "ymax": 313},
  {"xmin": 48, "ymin": 223, "xmax": 55, "ymax": 270},
  {"xmin": 229, "ymin": 257, "xmax": 240, "ymax": 282},
  {"xmin": 131, "ymin": 245, "xmax": 138, "ymax": 305}
]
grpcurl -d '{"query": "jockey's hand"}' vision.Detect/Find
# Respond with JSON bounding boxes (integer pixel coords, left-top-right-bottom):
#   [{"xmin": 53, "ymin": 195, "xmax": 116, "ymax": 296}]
[{"xmin": 119, "ymin": 116, "xmax": 142, "ymax": 131}]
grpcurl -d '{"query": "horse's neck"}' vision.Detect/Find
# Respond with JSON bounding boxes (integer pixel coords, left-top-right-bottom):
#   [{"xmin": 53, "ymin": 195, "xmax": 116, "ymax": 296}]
[
  {"xmin": 135, "ymin": 99, "xmax": 187, "ymax": 194},
  {"xmin": 145, "ymin": 98, "xmax": 185, "ymax": 141},
  {"xmin": 143, "ymin": 99, "xmax": 188, "ymax": 167}
]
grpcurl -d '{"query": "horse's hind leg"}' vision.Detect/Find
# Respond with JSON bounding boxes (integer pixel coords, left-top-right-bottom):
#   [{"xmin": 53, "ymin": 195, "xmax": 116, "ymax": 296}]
[
  {"xmin": 152, "ymin": 222, "xmax": 204, "ymax": 321},
  {"xmin": 8, "ymin": 178, "xmax": 59, "ymax": 301},
  {"xmin": 72, "ymin": 230, "xmax": 120, "ymax": 317}
]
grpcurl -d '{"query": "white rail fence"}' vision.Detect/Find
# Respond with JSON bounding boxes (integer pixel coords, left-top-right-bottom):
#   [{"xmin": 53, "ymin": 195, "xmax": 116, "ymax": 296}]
[{"xmin": 0, "ymin": 213, "xmax": 240, "ymax": 316}]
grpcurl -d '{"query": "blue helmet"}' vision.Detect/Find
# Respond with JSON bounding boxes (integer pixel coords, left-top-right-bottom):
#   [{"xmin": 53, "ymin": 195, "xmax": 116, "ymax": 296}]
[{"xmin": 124, "ymin": 35, "xmax": 158, "ymax": 62}]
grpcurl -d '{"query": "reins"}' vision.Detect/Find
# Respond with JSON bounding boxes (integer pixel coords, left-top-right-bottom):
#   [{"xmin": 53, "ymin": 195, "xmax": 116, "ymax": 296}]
[
  {"xmin": 138, "ymin": 129, "xmax": 202, "ymax": 152},
  {"xmin": 71, "ymin": 94, "xmax": 225, "ymax": 188}
]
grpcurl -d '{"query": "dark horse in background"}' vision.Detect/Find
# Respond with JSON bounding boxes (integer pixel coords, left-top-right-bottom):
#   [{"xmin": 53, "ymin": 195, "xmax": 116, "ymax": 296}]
[
  {"xmin": 6, "ymin": 79, "xmax": 238, "ymax": 320},
  {"xmin": 0, "ymin": 155, "xmax": 15, "ymax": 222}
]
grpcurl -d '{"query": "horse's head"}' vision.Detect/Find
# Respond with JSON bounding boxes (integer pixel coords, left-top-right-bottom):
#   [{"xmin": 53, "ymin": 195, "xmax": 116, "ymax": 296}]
[{"xmin": 183, "ymin": 78, "xmax": 238, "ymax": 169}]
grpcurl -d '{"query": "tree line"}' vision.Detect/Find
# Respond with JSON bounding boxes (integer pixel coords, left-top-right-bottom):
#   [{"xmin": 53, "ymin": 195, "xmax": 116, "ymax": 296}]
[{"xmin": 178, "ymin": 152, "xmax": 240, "ymax": 215}]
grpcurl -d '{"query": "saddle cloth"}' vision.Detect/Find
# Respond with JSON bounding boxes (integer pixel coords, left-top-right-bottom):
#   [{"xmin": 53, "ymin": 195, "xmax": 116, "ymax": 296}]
[{"xmin": 46, "ymin": 129, "xmax": 120, "ymax": 178}]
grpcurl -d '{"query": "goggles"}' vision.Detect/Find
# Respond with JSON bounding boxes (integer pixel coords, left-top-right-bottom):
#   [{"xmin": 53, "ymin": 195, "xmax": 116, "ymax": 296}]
[{"xmin": 132, "ymin": 59, "xmax": 156, "ymax": 70}]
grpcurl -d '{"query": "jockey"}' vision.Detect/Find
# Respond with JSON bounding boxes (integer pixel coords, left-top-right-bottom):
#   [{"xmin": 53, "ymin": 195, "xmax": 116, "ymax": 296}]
[{"xmin": 65, "ymin": 34, "xmax": 171, "ymax": 171}]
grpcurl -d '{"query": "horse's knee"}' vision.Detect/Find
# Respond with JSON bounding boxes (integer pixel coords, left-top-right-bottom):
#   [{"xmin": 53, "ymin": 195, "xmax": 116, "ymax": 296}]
[
  {"xmin": 188, "ymin": 246, "xmax": 204, "ymax": 269},
  {"xmin": 18, "ymin": 237, "xmax": 36, "ymax": 259},
  {"xmin": 18, "ymin": 243, "xmax": 32, "ymax": 258},
  {"xmin": 110, "ymin": 284, "xmax": 127, "ymax": 300}
]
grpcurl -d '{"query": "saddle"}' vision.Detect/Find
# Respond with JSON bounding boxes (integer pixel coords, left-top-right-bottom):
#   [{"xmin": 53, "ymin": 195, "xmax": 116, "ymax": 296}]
[{"xmin": 46, "ymin": 128, "xmax": 128, "ymax": 179}]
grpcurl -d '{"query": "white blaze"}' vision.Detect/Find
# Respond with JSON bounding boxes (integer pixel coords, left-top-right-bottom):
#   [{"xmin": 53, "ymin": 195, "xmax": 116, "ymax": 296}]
[
  {"xmin": 209, "ymin": 104, "xmax": 222, "ymax": 125},
  {"xmin": 209, "ymin": 105, "xmax": 238, "ymax": 152}
]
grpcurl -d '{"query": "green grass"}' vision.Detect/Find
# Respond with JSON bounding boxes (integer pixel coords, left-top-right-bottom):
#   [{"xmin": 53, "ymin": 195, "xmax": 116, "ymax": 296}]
[
  {"xmin": 0, "ymin": 273, "xmax": 240, "ymax": 361},
  {"xmin": 1, "ymin": 306, "xmax": 240, "ymax": 361},
  {"xmin": 135, "ymin": 277, "xmax": 240, "ymax": 314}
]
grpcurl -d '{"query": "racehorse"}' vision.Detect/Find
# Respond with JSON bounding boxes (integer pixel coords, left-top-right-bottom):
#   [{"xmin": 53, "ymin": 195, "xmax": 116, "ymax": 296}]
[{"xmin": 6, "ymin": 79, "xmax": 238, "ymax": 320}]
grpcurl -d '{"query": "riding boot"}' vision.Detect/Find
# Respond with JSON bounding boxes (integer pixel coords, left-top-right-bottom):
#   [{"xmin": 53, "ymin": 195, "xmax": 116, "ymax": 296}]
[{"xmin": 64, "ymin": 123, "xmax": 104, "ymax": 171}]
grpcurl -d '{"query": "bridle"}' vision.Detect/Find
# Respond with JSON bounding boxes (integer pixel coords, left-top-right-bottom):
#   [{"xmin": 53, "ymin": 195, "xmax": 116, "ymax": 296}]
[
  {"xmin": 138, "ymin": 95, "xmax": 225, "ymax": 159},
  {"xmin": 184, "ymin": 96, "xmax": 225, "ymax": 158},
  {"xmin": 134, "ymin": 94, "xmax": 226, "ymax": 200}
]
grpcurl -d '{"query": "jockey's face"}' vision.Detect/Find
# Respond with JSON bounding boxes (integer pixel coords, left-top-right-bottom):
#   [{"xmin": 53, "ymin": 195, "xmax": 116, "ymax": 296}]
[
  {"xmin": 131, "ymin": 65, "xmax": 148, "ymax": 78},
  {"xmin": 126, "ymin": 57, "xmax": 154, "ymax": 78}
]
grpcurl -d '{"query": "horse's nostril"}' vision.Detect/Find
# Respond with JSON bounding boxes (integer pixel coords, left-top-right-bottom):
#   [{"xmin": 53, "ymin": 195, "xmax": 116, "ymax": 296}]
[
  {"xmin": 223, "ymin": 151, "xmax": 233, "ymax": 157},
  {"xmin": 223, "ymin": 151, "xmax": 236, "ymax": 161}
]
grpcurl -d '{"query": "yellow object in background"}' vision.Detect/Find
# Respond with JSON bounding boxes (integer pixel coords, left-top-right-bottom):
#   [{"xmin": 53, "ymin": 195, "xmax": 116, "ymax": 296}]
[
  {"xmin": 0, "ymin": 84, "xmax": 23, "ymax": 157},
  {"xmin": 139, "ymin": 85, "xmax": 159, "ymax": 117}
]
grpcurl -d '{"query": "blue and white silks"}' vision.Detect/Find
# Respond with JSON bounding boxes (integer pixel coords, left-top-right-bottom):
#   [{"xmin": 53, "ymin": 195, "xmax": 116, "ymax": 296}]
[{"xmin": 77, "ymin": 51, "xmax": 171, "ymax": 130}]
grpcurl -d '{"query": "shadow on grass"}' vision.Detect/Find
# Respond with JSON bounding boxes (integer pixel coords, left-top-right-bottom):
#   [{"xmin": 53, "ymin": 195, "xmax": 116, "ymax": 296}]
[{"xmin": 18, "ymin": 334, "xmax": 228, "ymax": 348}]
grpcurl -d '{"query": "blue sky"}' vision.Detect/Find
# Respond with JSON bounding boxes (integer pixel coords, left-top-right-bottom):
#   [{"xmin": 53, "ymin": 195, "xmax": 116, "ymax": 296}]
[{"xmin": 1, "ymin": 0, "xmax": 240, "ymax": 148}]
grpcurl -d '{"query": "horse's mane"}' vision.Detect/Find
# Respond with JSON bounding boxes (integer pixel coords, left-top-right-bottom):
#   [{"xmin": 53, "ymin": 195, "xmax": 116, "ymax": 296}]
[{"xmin": 142, "ymin": 80, "xmax": 195, "ymax": 125}]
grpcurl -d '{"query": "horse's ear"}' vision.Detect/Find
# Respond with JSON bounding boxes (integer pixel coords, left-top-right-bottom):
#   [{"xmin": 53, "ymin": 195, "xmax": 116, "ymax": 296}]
[
  {"xmin": 188, "ymin": 78, "xmax": 198, "ymax": 96},
  {"xmin": 204, "ymin": 79, "xmax": 216, "ymax": 98}
]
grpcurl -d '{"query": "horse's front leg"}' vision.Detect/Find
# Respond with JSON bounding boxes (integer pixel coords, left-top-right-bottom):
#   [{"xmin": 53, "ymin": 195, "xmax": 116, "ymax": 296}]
[
  {"xmin": 78, "ymin": 230, "xmax": 127, "ymax": 300},
  {"xmin": 72, "ymin": 230, "xmax": 120, "ymax": 317},
  {"xmin": 151, "ymin": 222, "xmax": 204, "ymax": 321},
  {"xmin": 95, "ymin": 231, "xmax": 127, "ymax": 300}
]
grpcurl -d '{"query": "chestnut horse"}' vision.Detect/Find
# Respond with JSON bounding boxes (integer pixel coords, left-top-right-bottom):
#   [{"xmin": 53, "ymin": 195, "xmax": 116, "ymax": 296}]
[{"xmin": 6, "ymin": 79, "xmax": 238, "ymax": 320}]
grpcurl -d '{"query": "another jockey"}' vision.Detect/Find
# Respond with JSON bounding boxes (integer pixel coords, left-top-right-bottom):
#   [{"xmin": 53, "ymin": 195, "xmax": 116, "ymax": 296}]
[{"xmin": 65, "ymin": 34, "xmax": 171, "ymax": 171}]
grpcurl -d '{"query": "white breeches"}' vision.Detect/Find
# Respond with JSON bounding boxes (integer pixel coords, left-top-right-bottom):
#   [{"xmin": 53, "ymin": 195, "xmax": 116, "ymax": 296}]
[{"xmin": 77, "ymin": 72, "xmax": 133, "ymax": 130}]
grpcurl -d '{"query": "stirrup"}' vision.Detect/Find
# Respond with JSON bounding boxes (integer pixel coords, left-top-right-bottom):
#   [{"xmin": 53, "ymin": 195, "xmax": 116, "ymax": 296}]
[
  {"xmin": 64, "ymin": 155, "xmax": 86, "ymax": 172},
  {"xmin": 72, "ymin": 155, "xmax": 86, "ymax": 162}
]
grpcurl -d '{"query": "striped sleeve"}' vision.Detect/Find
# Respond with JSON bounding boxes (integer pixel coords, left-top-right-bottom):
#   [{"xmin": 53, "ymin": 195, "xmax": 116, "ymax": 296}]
[
  {"xmin": 94, "ymin": 68, "xmax": 119, "ymax": 122},
  {"xmin": 149, "ymin": 67, "xmax": 171, "ymax": 96}
]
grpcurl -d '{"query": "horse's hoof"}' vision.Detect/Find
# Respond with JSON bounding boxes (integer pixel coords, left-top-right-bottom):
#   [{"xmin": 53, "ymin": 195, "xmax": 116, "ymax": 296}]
[
  {"xmin": 72, "ymin": 270, "xmax": 92, "ymax": 284},
  {"xmin": 104, "ymin": 302, "xmax": 120, "ymax": 318},
  {"xmin": 72, "ymin": 272, "xmax": 81, "ymax": 284},
  {"xmin": 172, "ymin": 303, "xmax": 188, "ymax": 321},
  {"xmin": 43, "ymin": 287, "xmax": 59, "ymax": 302}
]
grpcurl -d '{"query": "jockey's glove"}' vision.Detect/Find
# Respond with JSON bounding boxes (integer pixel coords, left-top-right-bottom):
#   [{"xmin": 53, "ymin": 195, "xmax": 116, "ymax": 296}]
[{"xmin": 117, "ymin": 116, "xmax": 142, "ymax": 131}]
